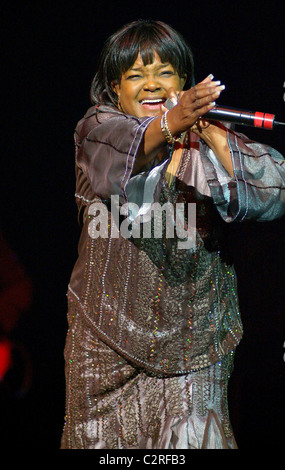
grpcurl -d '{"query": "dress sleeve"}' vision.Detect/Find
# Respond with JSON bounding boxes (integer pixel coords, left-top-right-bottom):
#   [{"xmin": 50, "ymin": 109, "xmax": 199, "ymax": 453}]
[
  {"xmin": 200, "ymin": 129, "xmax": 285, "ymax": 222},
  {"xmin": 75, "ymin": 107, "xmax": 158, "ymax": 203}
]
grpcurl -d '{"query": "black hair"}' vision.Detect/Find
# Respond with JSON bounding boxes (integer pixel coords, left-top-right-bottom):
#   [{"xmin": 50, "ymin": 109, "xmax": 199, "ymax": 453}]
[{"xmin": 90, "ymin": 19, "xmax": 195, "ymax": 106}]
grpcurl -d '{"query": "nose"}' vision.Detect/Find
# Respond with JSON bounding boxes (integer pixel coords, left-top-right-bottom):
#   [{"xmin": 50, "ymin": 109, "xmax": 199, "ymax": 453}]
[{"xmin": 143, "ymin": 74, "xmax": 161, "ymax": 91}]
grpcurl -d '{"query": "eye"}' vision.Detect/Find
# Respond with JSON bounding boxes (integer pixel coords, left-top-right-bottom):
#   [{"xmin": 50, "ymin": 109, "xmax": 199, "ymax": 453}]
[
  {"xmin": 126, "ymin": 74, "xmax": 142, "ymax": 80},
  {"xmin": 160, "ymin": 70, "xmax": 175, "ymax": 76}
]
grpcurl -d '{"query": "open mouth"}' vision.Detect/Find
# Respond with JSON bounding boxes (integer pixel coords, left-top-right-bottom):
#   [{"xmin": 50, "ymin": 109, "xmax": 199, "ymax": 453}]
[{"xmin": 140, "ymin": 98, "xmax": 166, "ymax": 109}]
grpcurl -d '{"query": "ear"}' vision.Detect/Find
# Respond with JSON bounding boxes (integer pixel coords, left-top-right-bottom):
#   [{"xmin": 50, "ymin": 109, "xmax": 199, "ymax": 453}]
[{"xmin": 111, "ymin": 80, "xmax": 120, "ymax": 98}]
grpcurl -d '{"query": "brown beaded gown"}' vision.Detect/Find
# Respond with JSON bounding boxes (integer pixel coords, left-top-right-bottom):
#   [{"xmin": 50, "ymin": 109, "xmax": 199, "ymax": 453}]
[{"xmin": 61, "ymin": 105, "xmax": 285, "ymax": 449}]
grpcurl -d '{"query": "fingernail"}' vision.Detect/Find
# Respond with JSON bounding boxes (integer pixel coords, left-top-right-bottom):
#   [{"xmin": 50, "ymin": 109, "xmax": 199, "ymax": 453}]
[
  {"xmin": 209, "ymin": 101, "xmax": 216, "ymax": 106},
  {"xmin": 209, "ymin": 80, "xmax": 221, "ymax": 86},
  {"xmin": 219, "ymin": 84, "xmax": 226, "ymax": 90},
  {"xmin": 208, "ymin": 74, "xmax": 214, "ymax": 80}
]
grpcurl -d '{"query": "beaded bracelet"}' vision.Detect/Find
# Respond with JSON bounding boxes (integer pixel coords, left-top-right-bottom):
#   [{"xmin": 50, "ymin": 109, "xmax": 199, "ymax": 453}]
[{"xmin": 160, "ymin": 110, "xmax": 181, "ymax": 144}]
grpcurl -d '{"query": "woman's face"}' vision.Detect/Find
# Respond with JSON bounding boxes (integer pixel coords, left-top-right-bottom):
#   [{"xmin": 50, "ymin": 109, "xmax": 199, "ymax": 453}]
[{"xmin": 112, "ymin": 51, "xmax": 186, "ymax": 118}]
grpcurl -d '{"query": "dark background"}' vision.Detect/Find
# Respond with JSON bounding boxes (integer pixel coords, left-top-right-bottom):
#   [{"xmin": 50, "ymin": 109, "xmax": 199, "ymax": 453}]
[{"xmin": 1, "ymin": 0, "xmax": 284, "ymax": 450}]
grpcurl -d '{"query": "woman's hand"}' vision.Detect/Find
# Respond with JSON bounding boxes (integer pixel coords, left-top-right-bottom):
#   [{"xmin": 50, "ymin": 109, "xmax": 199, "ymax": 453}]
[
  {"xmin": 136, "ymin": 75, "xmax": 233, "ymax": 176},
  {"xmin": 166, "ymin": 76, "xmax": 234, "ymax": 177},
  {"xmin": 166, "ymin": 75, "xmax": 225, "ymax": 136}
]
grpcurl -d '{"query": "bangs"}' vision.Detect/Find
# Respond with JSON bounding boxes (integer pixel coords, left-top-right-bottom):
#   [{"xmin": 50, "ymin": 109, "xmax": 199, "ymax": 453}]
[
  {"xmin": 110, "ymin": 23, "xmax": 189, "ymax": 80},
  {"xmin": 118, "ymin": 39, "xmax": 181, "ymax": 75}
]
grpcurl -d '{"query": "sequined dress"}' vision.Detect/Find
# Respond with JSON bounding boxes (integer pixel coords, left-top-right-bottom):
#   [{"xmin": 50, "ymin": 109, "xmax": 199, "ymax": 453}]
[{"xmin": 61, "ymin": 105, "xmax": 285, "ymax": 449}]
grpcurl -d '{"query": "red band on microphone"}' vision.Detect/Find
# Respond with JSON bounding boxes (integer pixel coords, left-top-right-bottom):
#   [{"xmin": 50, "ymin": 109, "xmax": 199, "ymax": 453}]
[
  {"xmin": 263, "ymin": 113, "xmax": 274, "ymax": 130},
  {"xmin": 254, "ymin": 112, "xmax": 264, "ymax": 128}
]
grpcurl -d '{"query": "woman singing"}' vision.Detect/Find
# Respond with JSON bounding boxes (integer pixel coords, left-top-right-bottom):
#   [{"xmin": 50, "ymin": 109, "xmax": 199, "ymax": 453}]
[{"xmin": 61, "ymin": 20, "xmax": 285, "ymax": 449}]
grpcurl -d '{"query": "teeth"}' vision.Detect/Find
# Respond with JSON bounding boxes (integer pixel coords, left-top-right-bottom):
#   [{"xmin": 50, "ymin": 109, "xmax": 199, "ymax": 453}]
[{"xmin": 141, "ymin": 99, "xmax": 164, "ymax": 104}]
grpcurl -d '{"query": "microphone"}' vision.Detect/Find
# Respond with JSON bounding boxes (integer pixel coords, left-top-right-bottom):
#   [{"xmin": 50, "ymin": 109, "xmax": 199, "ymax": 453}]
[
  {"xmin": 165, "ymin": 98, "xmax": 285, "ymax": 130},
  {"xmin": 203, "ymin": 105, "xmax": 285, "ymax": 130}
]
